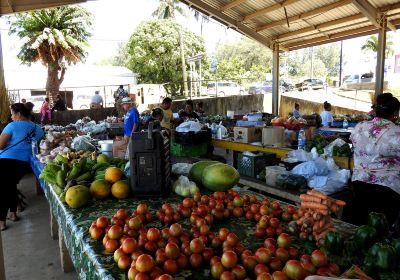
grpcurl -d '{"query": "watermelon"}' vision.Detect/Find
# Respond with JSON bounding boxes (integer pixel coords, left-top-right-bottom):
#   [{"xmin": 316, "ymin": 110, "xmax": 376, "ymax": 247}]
[
  {"xmin": 188, "ymin": 161, "xmax": 219, "ymax": 184},
  {"xmin": 202, "ymin": 163, "xmax": 240, "ymax": 192}
]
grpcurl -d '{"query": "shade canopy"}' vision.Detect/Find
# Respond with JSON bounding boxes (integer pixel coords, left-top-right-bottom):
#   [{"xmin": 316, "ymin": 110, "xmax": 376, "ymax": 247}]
[
  {"xmin": 181, "ymin": 0, "xmax": 400, "ymax": 51},
  {"xmin": 0, "ymin": 0, "xmax": 87, "ymax": 15}
]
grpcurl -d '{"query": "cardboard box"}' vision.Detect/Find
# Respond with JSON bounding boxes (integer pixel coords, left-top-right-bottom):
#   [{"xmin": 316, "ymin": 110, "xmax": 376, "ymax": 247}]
[
  {"xmin": 233, "ymin": 126, "xmax": 262, "ymax": 143},
  {"xmin": 262, "ymin": 127, "xmax": 285, "ymax": 147}
]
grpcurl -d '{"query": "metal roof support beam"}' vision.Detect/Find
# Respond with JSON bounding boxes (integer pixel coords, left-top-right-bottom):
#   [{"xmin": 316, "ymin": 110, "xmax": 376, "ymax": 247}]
[
  {"xmin": 272, "ymin": 43, "xmax": 279, "ymax": 115},
  {"xmin": 284, "ymin": 25, "xmax": 377, "ymax": 49},
  {"xmin": 242, "ymin": 0, "xmax": 300, "ymax": 22},
  {"xmin": 277, "ymin": 14, "xmax": 365, "ymax": 41},
  {"xmin": 375, "ymin": 18, "xmax": 386, "ymax": 99},
  {"xmin": 220, "ymin": 0, "xmax": 247, "ymax": 12},
  {"xmin": 256, "ymin": 0, "xmax": 352, "ymax": 32},
  {"xmin": 352, "ymin": 0, "xmax": 396, "ymax": 31},
  {"xmin": 182, "ymin": 0, "xmax": 274, "ymax": 50}
]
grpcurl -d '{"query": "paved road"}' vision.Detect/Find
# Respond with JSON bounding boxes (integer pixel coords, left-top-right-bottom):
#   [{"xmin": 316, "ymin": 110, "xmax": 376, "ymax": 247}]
[{"xmin": 282, "ymin": 88, "xmax": 372, "ymax": 112}]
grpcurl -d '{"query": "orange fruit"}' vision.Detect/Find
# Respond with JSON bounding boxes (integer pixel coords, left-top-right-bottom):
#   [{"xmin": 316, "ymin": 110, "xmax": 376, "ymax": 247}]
[
  {"xmin": 90, "ymin": 180, "xmax": 111, "ymax": 199},
  {"xmin": 105, "ymin": 167, "xmax": 123, "ymax": 184},
  {"xmin": 111, "ymin": 180, "xmax": 130, "ymax": 199}
]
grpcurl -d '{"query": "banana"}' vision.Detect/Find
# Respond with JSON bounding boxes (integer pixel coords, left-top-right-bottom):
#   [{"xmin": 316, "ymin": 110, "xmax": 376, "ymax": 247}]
[
  {"xmin": 91, "ymin": 162, "xmax": 110, "ymax": 172},
  {"xmin": 75, "ymin": 171, "xmax": 92, "ymax": 182},
  {"xmin": 56, "ymin": 170, "xmax": 66, "ymax": 188},
  {"xmin": 67, "ymin": 164, "xmax": 80, "ymax": 180},
  {"xmin": 61, "ymin": 162, "xmax": 70, "ymax": 173}
]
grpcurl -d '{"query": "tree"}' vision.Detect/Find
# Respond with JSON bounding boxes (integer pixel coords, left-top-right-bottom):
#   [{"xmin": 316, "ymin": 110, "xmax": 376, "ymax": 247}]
[
  {"xmin": 314, "ymin": 43, "xmax": 340, "ymax": 77},
  {"xmin": 8, "ymin": 6, "xmax": 92, "ymax": 99},
  {"xmin": 125, "ymin": 19, "xmax": 207, "ymax": 95},
  {"xmin": 213, "ymin": 37, "xmax": 272, "ymax": 83},
  {"xmin": 361, "ymin": 35, "xmax": 394, "ymax": 58},
  {"xmin": 153, "ymin": 0, "xmax": 189, "ymax": 96}
]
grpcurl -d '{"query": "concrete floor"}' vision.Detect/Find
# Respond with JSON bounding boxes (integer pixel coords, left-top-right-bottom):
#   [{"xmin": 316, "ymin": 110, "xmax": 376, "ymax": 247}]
[{"xmin": 2, "ymin": 173, "xmax": 77, "ymax": 280}]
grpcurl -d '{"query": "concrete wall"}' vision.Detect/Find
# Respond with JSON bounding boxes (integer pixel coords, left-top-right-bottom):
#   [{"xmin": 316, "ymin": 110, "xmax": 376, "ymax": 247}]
[
  {"xmin": 33, "ymin": 107, "xmax": 116, "ymax": 126},
  {"xmin": 148, "ymin": 95, "xmax": 265, "ymax": 115},
  {"xmin": 279, "ymin": 96, "xmax": 366, "ymax": 117}
]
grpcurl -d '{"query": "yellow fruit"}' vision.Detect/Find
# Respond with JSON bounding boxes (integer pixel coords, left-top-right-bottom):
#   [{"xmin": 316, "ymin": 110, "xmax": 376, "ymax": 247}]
[
  {"xmin": 90, "ymin": 180, "xmax": 111, "ymax": 199},
  {"xmin": 97, "ymin": 154, "xmax": 109, "ymax": 163},
  {"xmin": 105, "ymin": 167, "xmax": 123, "ymax": 184},
  {"xmin": 111, "ymin": 180, "xmax": 130, "ymax": 199},
  {"xmin": 65, "ymin": 185, "xmax": 91, "ymax": 208}
]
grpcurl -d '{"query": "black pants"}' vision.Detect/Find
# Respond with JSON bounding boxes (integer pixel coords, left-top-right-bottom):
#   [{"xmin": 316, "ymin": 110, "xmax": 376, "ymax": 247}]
[
  {"xmin": 0, "ymin": 158, "xmax": 30, "ymax": 221},
  {"xmin": 353, "ymin": 180, "xmax": 400, "ymax": 226}
]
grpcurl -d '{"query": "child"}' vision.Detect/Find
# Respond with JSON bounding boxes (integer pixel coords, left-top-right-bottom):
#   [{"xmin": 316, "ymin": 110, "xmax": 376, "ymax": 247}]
[{"xmin": 40, "ymin": 97, "xmax": 51, "ymax": 123}]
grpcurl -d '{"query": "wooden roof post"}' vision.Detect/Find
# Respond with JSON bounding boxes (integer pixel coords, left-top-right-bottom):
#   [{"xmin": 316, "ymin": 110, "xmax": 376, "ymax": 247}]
[
  {"xmin": 272, "ymin": 43, "xmax": 280, "ymax": 115},
  {"xmin": 375, "ymin": 16, "xmax": 387, "ymax": 99}
]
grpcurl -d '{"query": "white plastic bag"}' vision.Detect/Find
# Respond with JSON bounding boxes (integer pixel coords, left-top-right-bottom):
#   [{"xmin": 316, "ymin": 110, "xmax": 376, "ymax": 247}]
[
  {"xmin": 176, "ymin": 121, "xmax": 202, "ymax": 133},
  {"xmin": 172, "ymin": 163, "xmax": 193, "ymax": 176},
  {"xmin": 173, "ymin": 176, "xmax": 199, "ymax": 197},
  {"xmin": 323, "ymin": 138, "xmax": 347, "ymax": 156},
  {"xmin": 287, "ymin": 149, "xmax": 313, "ymax": 162}
]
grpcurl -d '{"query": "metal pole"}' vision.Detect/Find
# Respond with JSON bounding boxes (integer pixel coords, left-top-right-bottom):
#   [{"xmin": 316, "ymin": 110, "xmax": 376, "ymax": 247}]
[
  {"xmin": 103, "ymin": 86, "xmax": 106, "ymax": 108},
  {"xmin": 178, "ymin": 30, "xmax": 189, "ymax": 97},
  {"xmin": 375, "ymin": 17, "xmax": 387, "ymax": 98},
  {"xmin": 199, "ymin": 59, "xmax": 202, "ymax": 96},
  {"xmin": 0, "ymin": 29, "xmax": 6, "ymax": 280},
  {"xmin": 310, "ymin": 47, "xmax": 314, "ymax": 80},
  {"xmin": 339, "ymin": 40, "xmax": 343, "ymax": 87},
  {"xmin": 272, "ymin": 43, "xmax": 280, "ymax": 115}
]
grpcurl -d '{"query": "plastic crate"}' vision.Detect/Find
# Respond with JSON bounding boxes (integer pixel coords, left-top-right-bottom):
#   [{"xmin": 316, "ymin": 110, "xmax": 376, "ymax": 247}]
[
  {"xmin": 237, "ymin": 152, "xmax": 277, "ymax": 178},
  {"xmin": 171, "ymin": 142, "xmax": 208, "ymax": 157}
]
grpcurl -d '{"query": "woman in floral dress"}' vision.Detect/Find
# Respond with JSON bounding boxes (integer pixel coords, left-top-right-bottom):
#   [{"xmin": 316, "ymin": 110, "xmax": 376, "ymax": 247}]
[{"xmin": 350, "ymin": 93, "xmax": 400, "ymax": 226}]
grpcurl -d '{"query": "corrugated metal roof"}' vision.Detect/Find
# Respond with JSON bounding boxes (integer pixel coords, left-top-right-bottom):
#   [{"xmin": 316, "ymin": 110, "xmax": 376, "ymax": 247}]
[{"xmin": 183, "ymin": 0, "xmax": 400, "ymax": 50}]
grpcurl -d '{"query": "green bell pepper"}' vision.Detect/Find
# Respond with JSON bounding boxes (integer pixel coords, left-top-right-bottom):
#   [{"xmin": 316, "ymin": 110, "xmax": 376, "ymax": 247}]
[
  {"xmin": 354, "ymin": 225, "xmax": 377, "ymax": 251},
  {"xmin": 368, "ymin": 212, "xmax": 389, "ymax": 237},
  {"xmin": 324, "ymin": 231, "xmax": 344, "ymax": 255},
  {"xmin": 367, "ymin": 243, "xmax": 397, "ymax": 272},
  {"xmin": 392, "ymin": 238, "xmax": 400, "ymax": 262}
]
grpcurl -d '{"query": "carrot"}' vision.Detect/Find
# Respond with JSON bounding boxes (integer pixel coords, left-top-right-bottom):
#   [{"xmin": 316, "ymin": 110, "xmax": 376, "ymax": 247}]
[
  {"xmin": 315, "ymin": 221, "xmax": 333, "ymax": 234},
  {"xmin": 335, "ymin": 199, "xmax": 346, "ymax": 206},
  {"xmin": 319, "ymin": 217, "xmax": 326, "ymax": 229},
  {"xmin": 309, "ymin": 189, "xmax": 328, "ymax": 200},
  {"xmin": 330, "ymin": 204, "xmax": 339, "ymax": 213},
  {"xmin": 301, "ymin": 202, "xmax": 328, "ymax": 210},
  {"xmin": 300, "ymin": 194, "xmax": 321, "ymax": 203},
  {"xmin": 314, "ymin": 229, "xmax": 329, "ymax": 241},
  {"xmin": 315, "ymin": 209, "xmax": 329, "ymax": 216}
]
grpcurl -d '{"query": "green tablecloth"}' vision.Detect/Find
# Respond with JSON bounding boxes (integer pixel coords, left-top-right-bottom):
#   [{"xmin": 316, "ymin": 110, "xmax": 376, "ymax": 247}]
[
  {"xmin": 42, "ymin": 180, "xmax": 357, "ymax": 280},
  {"xmin": 32, "ymin": 152, "xmax": 355, "ymax": 279}
]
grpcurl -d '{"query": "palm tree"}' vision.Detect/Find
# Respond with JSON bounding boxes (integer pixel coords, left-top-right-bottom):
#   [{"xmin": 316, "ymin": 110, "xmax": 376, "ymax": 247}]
[
  {"xmin": 8, "ymin": 6, "xmax": 92, "ymax": 100},
  {"xmin": 153, "ymin": 0, "xmax": 189, "ymax": 96},
  {"xmin": 361, "ymin": 35, "xmax": 394, "ymax": 58}
]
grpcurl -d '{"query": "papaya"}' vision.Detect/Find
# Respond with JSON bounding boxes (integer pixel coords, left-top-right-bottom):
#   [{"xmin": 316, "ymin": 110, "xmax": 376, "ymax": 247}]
[
  {"xmin": 202, "ymin": 163, "xmax": 240, "ymax": 192},
  {"xmin": 65, "ymin": 185, "xmax": 91, "ymax": 208},
  {"xmin": 188, "ymin": 161, "xmax": 219, "ymax": 184}
]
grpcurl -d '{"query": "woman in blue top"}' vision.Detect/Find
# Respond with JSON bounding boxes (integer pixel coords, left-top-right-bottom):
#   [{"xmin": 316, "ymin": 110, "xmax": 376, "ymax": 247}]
[{"xmin": 0, "ymin": 103, "xmax": 44, "ymax": 230}]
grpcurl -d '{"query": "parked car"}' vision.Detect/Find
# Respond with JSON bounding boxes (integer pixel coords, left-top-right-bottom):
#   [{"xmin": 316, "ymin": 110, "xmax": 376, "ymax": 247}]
[
  {"xmin": 295, "ymin": 79, "xmax": 325, "ymax": 91},
  {"xmin": 248, "ymin": 80, "xmax": 294, "ymax": 94},
  {"xmin": 207, "ymin": 81, "xmax": 244, "ymax": 96},
  {"xmin": 28, "ymin": 96, "xmax": 46, "ymax": 112},
  {"xmin": 73, "ymin": 94, "xmax": 92, "ymax": 109},
  {"xmin": 343, "ymin": 73, "xmax": 373, "ymax": 84}
]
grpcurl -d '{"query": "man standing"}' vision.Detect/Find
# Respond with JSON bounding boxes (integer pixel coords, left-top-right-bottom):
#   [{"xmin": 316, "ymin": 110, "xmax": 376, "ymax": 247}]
[
  {"xmin": 293, "ymin": 103, "xmax": 301, "ymax": 118},
  {"xmin": 90, "ymin": 91, "xmax": 103, "ymax": 108},
  {"xmin": 121, "ymin": 97, "xmax": 140, "ymax": 141},
  {"xmin": 116, "ymin": 85, "xmax": 128, "ymax": 100}
]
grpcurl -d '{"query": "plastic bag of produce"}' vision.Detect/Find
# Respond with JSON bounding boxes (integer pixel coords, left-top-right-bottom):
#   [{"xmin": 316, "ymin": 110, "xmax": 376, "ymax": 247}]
[
  {"xmin": 275, "ymin": 173, "xmax": 307, "ymax": 190},
  {"xmin": 176, "ymin": 121, "xmax": 202, "ymax": 133},
  {"xmin": 173, "ymin": 176, "xmax": 199, "ymax": 197},
  {"xmin": 71, "ymin": 135, "xmax": 96, "ymax": 151},
  {"xmin": 172, "ymin": 163, "xmax": 193, "ymax": 176},
  {"xmin": 323, "ymin": 138, "xmax": 347, "ymax": 156}
]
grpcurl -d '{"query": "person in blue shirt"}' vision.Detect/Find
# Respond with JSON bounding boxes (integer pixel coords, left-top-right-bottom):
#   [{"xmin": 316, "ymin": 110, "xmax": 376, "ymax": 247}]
[
  {"xmin": 293, "ymin": 103, "xmax": 301, "ymax": 118},
  {"xmin": 0, "ymin": 103, "xmax": 44, "ymax": 230},
  {"xmin": 121, "ymin": 97, "xmax": 140, "ymax": 139}
]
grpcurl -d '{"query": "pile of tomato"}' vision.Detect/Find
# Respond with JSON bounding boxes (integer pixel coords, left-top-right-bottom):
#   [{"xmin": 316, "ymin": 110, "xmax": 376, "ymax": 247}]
[{"xmin": 88, "ymin": 190, "xmax": 340, "ymax": 280}]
